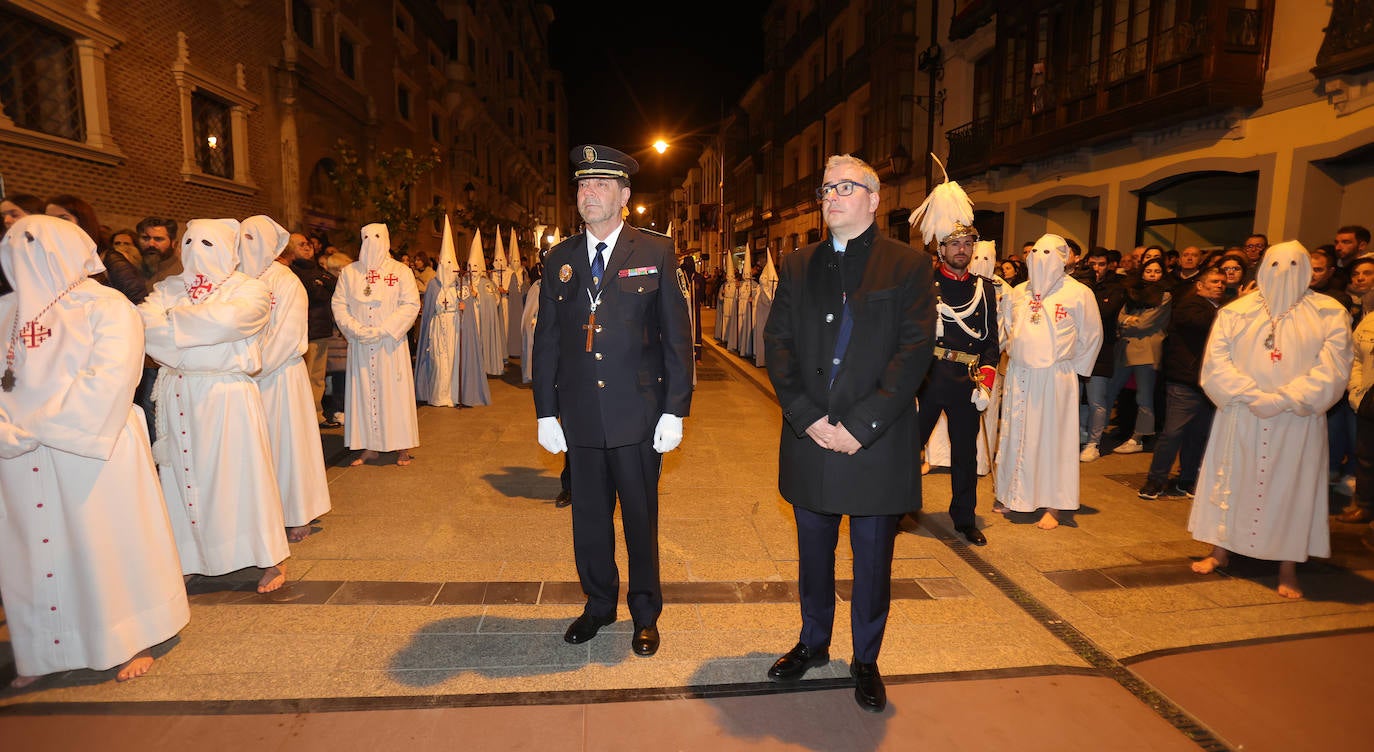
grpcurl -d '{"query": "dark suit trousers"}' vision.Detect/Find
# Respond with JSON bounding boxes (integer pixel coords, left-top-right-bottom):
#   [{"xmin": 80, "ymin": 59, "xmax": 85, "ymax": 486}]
[
  {"xmin": 918, "ymin": 365, "xmax": 981, "ymax": 528},
  {"xmin": 569, "ymin": 441, "xmax": 663, "ymax": 626},
  {"xmin": 793, "ymin": 506, "xmax": 899, "ymax": 663}
]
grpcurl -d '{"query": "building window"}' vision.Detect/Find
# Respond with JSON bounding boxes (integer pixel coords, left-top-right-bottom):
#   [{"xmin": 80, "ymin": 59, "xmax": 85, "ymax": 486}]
[
  {"xmin": 192, "ymin": 92, "xmax": 233, "ymax": 178},
  {"xmin": 506, "ymin": 50, "xmax": 515, "ymax": 79},
  {"xmin": 0, "ymin": 6, "xmax": 123, "ymax": 164},
  {"xmin": 430, "ymin": 113, "xmax": 441, "ymax": 141},
  {"xmin": 397, "ymin": 83, "xmax": 411, "ymax": 120},
  {"xmin": 339, "ymin": 34, "xmax": 357, "ymax": 80},
  {"xmin": 394, "ymin": 4, "xmax": 412, "ymax": 35},
  {"xmin": 0, "ymin": 14, "xmax": 84, "ymax": 142},
  {"xmin": 291, "ymin": 0, "xmax": 315, "ymax": 47}
]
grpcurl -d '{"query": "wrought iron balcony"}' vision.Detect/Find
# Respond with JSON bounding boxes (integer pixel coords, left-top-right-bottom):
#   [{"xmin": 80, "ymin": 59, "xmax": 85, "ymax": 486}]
[{"xmin": 945, "ymin": 117, "xmax": 993, "ymax": 179}]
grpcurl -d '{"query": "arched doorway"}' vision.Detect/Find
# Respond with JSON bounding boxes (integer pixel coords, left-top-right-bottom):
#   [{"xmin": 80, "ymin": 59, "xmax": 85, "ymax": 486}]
[{"xmin": 1136, "ymin": 172, "xmax": 1258, "ymax": 251}]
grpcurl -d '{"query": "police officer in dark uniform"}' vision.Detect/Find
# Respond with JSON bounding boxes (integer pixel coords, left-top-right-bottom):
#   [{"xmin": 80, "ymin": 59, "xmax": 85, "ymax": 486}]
[
  {"xmin": 532, "ymin": 145, "xmax": 694, "ymax": 657},
  {"xmin": 916, "ymin": 219, "xmax": 999, "ymax": 545}
]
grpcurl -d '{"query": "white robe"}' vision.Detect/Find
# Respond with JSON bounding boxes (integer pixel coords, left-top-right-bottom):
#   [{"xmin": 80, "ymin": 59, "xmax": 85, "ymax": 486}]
[
  {"xmin": 254, "ymin": 262, "xmax": 331, "ymax": 528},
  {"xmin": 415, "ymin": 277, "xmax": 490, "ymax": 407},
  {"xmin": 995, "ymin": 276, "xmax": 1102, "ymax": 511},
  {"xmin": 522, "ymin": 279, "xmax": 542, "ymax": 383},
  {"xmin": 0, "ymin": 284, "xmax": 189, "ymax": 677},
  {"xmin": 753, "ymin": 277, "xmax": 776, "ymax": 367},
  {"xmin": 736, "ymin": 278, "xmax": 755, "ymax": 357},
  {"xmin": 1188, "ymin": 291, "xmax": 1352, "ymax": 561},
  {"xmin": 331, "ymin": 258, "xmax": 421, "ymax": 452},
  {"xmin": 141, "ymin": 273, "xmax": 291, "ymax": 575},
  {"xmin": 720, "ymin": 278, "xmax": 739, "ymax": 348},
  {"xmin": 505, "ymin": 271, "xmax": 525, "ymax": 358},
  {"xmin": 476, "ymin": 276, "xmax": 505, "ymax": 376}
]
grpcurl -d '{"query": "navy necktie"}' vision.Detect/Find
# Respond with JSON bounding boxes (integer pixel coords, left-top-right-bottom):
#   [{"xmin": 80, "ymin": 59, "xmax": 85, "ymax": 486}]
[{"xmin": 592, "ymin": 241, "xmax": 607, "ymax": 288}]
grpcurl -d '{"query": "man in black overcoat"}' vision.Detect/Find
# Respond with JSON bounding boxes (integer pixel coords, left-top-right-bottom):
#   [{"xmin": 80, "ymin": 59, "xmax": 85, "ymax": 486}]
[
  {"xmin": 762, "ymin": 154, "xmax": 935, "ymax": 712},
  {"xmin": 532, "ymin": 145, "xmax": 694, "ymax": 657}
]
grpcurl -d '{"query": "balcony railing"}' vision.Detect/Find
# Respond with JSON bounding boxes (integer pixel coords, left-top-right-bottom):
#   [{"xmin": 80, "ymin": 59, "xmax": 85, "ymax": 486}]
[
  {"xmin": 1312, "ymin": 1, "xmax": 1372, "ymax": 77},
  {"xmin": 945, "ymin": 117, "xmax": 994, "ymax": 178}
]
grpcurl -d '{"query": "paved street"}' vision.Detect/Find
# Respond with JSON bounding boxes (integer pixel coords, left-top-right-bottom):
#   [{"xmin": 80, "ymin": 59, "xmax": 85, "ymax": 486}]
[{"xmin": 2, "ymin": 308, "xmax": 1373, "ymax": 751}]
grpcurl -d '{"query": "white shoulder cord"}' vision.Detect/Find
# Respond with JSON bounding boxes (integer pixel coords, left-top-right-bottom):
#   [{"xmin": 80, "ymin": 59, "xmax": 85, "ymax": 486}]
[{"xmin": 935, "ymin": 277, "xmax": 988, "ymax": 340}]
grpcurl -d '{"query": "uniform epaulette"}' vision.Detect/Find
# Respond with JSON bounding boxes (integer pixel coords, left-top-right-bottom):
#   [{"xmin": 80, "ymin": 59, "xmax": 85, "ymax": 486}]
[{"xmin": 976, "ymin": 273, "xmax": 1003, "ymax": 287}]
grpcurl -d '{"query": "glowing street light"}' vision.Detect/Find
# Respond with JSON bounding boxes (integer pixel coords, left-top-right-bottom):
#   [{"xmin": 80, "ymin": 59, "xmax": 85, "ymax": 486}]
[
  {"xmin": 653, "ymin": 139, "xmax": 669, "ymax": 154},
  {"xmin": 636, "ymin": 205, "xmax": 646, "ymax": 215}
]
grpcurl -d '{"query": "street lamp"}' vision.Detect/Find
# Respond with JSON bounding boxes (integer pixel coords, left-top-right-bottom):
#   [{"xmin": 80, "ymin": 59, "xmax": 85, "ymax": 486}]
[{"xmin": 653, "ymin": 130, "xmax": 726, "ymax": 272}]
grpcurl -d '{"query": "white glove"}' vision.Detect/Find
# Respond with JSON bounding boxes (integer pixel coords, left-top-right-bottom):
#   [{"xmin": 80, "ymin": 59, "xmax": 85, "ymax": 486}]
[
  {"xmin": 0, "ymin": 421, "xmax": 39, "ymax": 459},
  {"xmin": 970, "ymin": 386, "xmax": 990, "ymax": 411},
  {"xmin": 652, "ymin": 413, "xmax": 684, "ymax": 453},
  {"xmin": 358, "ymin": 326, "xmax": 384, "ymax": 344},
  {"xmin": 537, "ymin": 416, "xmax": 567, "ymax": 454},
  {"xmin": 1247, "ymin": 394, "xmax": 1286, "ymax": 419}
]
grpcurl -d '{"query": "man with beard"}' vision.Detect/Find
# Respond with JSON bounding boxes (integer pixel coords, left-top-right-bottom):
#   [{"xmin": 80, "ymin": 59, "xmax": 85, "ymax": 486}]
[
  {"xmin": 137, "ymin": 217, "xmax": 181, "ymax": 285},
  {"xmin": 532, "ymin": 145, "xmax": 693, "ymax": 657},
  {"xmin": 910, "ymin": 177, "xmax": 998, "ymax": 546}
]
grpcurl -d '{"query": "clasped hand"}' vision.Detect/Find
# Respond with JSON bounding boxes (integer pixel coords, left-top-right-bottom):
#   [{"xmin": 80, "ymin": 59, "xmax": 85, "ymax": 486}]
[{"xmin": 806, "ymin": 417, "xmax": 861, "ymax": 455}]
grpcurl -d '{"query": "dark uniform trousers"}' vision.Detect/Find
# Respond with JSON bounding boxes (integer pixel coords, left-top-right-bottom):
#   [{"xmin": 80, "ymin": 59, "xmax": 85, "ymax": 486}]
[
  {"xmin": 917, "ymin": 360, "xmax": 982, "ymax": 529},
  {"xmin": 569, "ymin": 442, "xmax": 663, "ymax": 626},
  {"xmin": 795, "ymin": 507, "xmax": 899, "ymax": 663}
]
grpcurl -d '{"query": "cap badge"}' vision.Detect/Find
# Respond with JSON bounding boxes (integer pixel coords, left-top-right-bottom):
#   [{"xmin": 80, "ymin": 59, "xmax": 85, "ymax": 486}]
[
  {"xmin": 583, "ymin": 146, "xmax": 597, "ymax": 163},
  {"xmin": 558, "ymin": 263, "xmax": 573, "ymax": 283}
]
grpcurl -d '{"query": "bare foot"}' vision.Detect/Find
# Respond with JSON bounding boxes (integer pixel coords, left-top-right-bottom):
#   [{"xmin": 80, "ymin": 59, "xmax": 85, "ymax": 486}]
[
  {"xmin": 992, "ymin": 501, "xmax": 1010, "ymax": 515},
  {"xmin": 1035, "ymin": 509, "xmax": 1059, "ymax": 530},
  {"xmin": 349, "ymin": 450, "xmax": 379, "ymax": 466},
  {"xmin": 9, "ymin": 675, "xmax": 39, "ymax": 689},
  {"xmin": 257, "ymin": 565, "xmax": 286, "ymax": 593},
  {"xmin": 116, "ymin": 649, "xmax": 154, "ymax": 682},
  {"xmin": 287, "ymin": 525, "xmax": 311, "ymax": 543},
  {"xmin": 1277, "ymin": 561, "xmax": 1303, "ymax": 599},
  {"xmin": 1191, "ymin": 546, "xmax": 1230, "ymax": 574},
  {"xmin": 396, "ymin": 450, "xmax": 413, "ymax": 466}
]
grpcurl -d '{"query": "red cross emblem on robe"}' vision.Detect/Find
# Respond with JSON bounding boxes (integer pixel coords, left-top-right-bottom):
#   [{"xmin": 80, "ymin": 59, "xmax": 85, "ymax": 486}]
[
  {"xmin": 20, "ymin": 321, "xmax": 52, "ymax": 348},
  {"xmin": 365, "ymin": 269, "xmax": 381, "ymax": 284},
  {"xmin": 1054, "ymin": 303, "xmax": 1069, "ymax": 321},
  {"xmin": 385, "ymin": 274, "xmax": 399, "ymax": 287},
  {"xmin": 188, "ymin": 274, "xmax": 214, "ymax": 301}
]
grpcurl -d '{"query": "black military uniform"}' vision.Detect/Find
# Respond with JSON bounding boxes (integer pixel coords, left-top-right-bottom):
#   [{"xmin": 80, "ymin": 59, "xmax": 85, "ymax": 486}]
[
  {"xmin": 917, "ymin": 251, "xmax": 1000, "ymax": 544},
  {"xmin": 532, "ymin": 145, "xmax": 694, "ymax": 653}
]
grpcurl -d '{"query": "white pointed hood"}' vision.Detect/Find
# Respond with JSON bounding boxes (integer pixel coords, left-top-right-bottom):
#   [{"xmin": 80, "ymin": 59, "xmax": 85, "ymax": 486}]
[
  {"xmin": 436, "ymin": 215, "xmax": 460, "ymax": 302},
  {"xmin": 493, "ymin": 226, "xmax": 507, "ymax": 271},
  {"xmin": 0, "ymin": 215, "xmax": 103, "ymax": 324},
  {"xmin": 180, "ymin": 218, "xmax": 241, "ymax": 303},
  {"xmin": 237, "ymin": 214, "xmax": 290, "ymax": 278},
  {"xmin": 1256, "ymin": 240, "xmax": 1312, "ymax": 316},
  {"xmin": 467, "ymin": 229, "xmax": 486, "ymax": 274},
  {"xmin": 1027, "ymin": 233, "xmax": 1069, "ymax": 296},
  {"xmin": 359, "ymin": 222, "xmax": 390, "ymax": 269},
  {"xmin": 508, "ymin": 227, "xmax": 524, "ymax": 284},
  {"xmin": 759, "ymin": 249, "xmax": 778, "ymax": 298},
  {"xmin": 969, "ymin": 240, "xmax": 998, "ymax": 278}
]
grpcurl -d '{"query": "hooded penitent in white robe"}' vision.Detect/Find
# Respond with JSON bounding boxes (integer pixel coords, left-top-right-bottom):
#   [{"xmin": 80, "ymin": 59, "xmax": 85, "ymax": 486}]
[
  {"xmin": 926, "ymin": 241, "xmax": 1009, "ymax": 474},
  {"xmin": 139, "ymin": 218, "xmax": 290, "ymax": 575},
  {"xmin": 238, "ymin": 215, "xmax": 331, "ymax": 529},
  {"xmin": 0, "ymin": 216, "xmax": 188, "ymax": 679},
  {"xmin": 331, "ymin": 223, "xmax": 421, "ymax": 451},
  {"xmin": 506, "ymin": 227, "xmax": 527, "ymax": 359},
  {"xmin": 753, "ymin": 251, "xmax": 778, "ymax": 367},
  {"xmin": 415, "ymin": 217, "xmax": 490, "ymax": 407},
  {"xmin": 736, "ymin": 273, "xmax": 756, "ymax": 358},
  {"xmin": 720, "ymin": 275, "xmax": 739, "ymax": 348},
  {"xmin": 995, "ymin": 234, "xmax": 1102, "ymax": 511},
  {"xmin": 521, "ymin": 279, "xmax": 542, "ymax": 383},
  {"xmin": 492, "ymin": 229, "xmax": 512, "ymax": 359},
  {"xmin": 1189, "ymin": 242, "xmax": 1352, "ymax": 562},
  {"xmin": 467, "ymin": 231, "xmax": 506, "ymax": 376}
]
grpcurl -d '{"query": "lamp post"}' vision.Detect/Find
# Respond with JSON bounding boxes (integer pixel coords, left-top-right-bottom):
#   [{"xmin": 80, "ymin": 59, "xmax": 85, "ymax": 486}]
[{"xmin": 653, "ymin": 130, "xmax": 726, "ymax": 273}]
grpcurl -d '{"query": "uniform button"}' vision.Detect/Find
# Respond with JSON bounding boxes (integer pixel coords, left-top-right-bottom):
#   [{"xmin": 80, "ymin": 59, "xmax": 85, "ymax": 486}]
[
  {"xmin": 595, "ymin": 353, "xmax": 603, "ymax": 360},
  {"xmin": 825, "ymin": 313, "xmax": 834, "ymax": 323},
  {"xmin": 832, "ymin": 358, "xmax": 841, "ymax": 365},
  {"xmin": 815, "ymin": 368, "xmax": 823, "ymax": 375},
  {"xmin": 657, "ymin": 377, "xmax": 663, "ymax": 383},
  {"xmin": 595, "ymin": 325, "xmax": 603, "ymax": 333},
  {"xmin": 597, "ymin": 380, "xmax": 606, "ymax": 388},
  {"xmin": 870, "ymin": 421, "xmax": 879, "ymax": 429},
  {"xmin": 637, "ymin": 286, "xmax": 644, "ymax": 293}
]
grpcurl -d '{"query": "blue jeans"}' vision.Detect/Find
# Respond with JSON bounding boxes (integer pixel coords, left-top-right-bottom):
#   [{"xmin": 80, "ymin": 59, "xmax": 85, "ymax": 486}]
[
  {"xmin": 1147, "ymin": 382, "xmax": 1215, "ymax": 487},
  {"xmin": 1329, "ymin": 399, "xmax": 1357, "ymax": 477},
  {"xmin": 1081, "ymin": 375, "xmax": 1111, "ymax": 445},
  {"xmin": 1107, "ymin": 364, "xmax": 1157, "ymax": 437}
]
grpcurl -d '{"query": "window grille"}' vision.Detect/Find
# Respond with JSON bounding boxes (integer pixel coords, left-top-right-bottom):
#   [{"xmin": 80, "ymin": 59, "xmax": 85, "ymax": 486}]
[
  {"xmin": 192, "ymin": 92, "xmax": 233, "ymax": 178},
  {"xmin": 0, "ymin": 11, "xmax": 84, "ymax": 141}
]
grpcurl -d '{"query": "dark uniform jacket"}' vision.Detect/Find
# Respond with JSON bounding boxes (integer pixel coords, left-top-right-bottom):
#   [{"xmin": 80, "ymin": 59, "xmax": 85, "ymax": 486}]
[
  {"xmin": 764, "ymin": 223, "xmax": 935, "ymax": 515},
  {"xmin": 532, "ymin": 224, "xmax": 693, "ymax": 448},
  {"xmin": 931, "ymin": 268, "xmax": 1000, "ymax": 368}
]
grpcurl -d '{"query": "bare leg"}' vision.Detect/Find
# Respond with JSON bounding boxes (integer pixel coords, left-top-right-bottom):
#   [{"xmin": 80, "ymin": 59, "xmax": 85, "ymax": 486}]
[
  {"xmin": 349, "ymin": 449, "xmax": 378, "ymax": 466},
  {"xmin": 1277, "ymin": 561, "xmax": 1303, "ymax": 599},
  {"xmin": 9, "ymin": 674, "xmax": 40, "ymax": 689},
  {"xmin": 287, "ymin": 525, "xmax": 312, "ymax": 543},
  {"xmin": 1191, "ymin": 545, "xmax": 1231, "ymax": 574},
  {"xmin": 257, "ymin": 564, "xmax": 286, "ymax": 593},
  {"xmin": 116, "ymin": 649, "xmax": 155, "ymax": 682},
  {"xmin": 1035, "ymin": 509, "xmax": 1059, "ymax": 530},
  {"xmin": 396, "ymin": 450, "xmax": 413, "ymax": 466}
]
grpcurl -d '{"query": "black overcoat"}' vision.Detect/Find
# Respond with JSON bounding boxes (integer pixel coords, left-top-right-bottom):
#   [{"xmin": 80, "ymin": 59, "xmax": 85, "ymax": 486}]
[
  {"xmin": 763, "ymin": 223, "xmax": 935, "ymax": 515},
  {"xmin": 532, "ymin": 225, "xmax": 694, "ymax": 448}
]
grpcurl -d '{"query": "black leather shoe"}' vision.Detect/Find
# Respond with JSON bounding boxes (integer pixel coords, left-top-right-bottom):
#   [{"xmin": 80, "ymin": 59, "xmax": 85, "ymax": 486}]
[
  {"xmin": 555, "ymin": 489, "xmax": 572, "ymax": 508},
  {"xmin": 955, "ymin": 525, "xmax": 987, "ymax": 546},
  {"xmin": 850, "ymin": 662, "xmax": 886, "ymax": 712},
  {"xmin": 318, "ymin": 419, "xmax": 342, "ymax": 429},
  {"xmin": 563, "ymin": 612, "xmax": 614, "ymax": 644},
  {"xmin": 767, "ymin": 642, "xmax": 830, "ymax": 682},
  {"xmin": 632, "ymin": 624, "xmax": 660, "ymax": 656}
]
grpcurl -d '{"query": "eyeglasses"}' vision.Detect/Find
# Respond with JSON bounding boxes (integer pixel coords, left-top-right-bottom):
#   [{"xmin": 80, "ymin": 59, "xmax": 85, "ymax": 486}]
[
  {"xmin": 1220, "ymin": 265, "xmax": 1243, "ymax": 272},
  {"xmin": 816, "ymin": 180, "xmax": 873, "ymax": 200},
  {"xmin": 1243, "ymin": 243, "xmax": 1265, "ymax": 250}
]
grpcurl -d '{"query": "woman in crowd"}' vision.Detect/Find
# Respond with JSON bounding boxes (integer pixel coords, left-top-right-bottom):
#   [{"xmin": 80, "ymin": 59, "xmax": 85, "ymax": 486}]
[
  {"xmin": 999, "ymin": 258, "xmax": 1027, "ymax": 287},
  {"xmin": 104, "ymin": 229, "xmax": 149, "ymax": 304},
  {"xmin": 1106, "ymin": 257, "xmax": 1173, "ymax": 454}
]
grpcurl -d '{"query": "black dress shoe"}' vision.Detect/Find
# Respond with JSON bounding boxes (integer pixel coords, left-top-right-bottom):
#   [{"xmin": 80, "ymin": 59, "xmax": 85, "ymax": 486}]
[
  {"xmin": 955, "ymin": 525, "xmax": 987, "ymax": 546},
  {"xmin": 318, "ymin": 419, "xmax": 342, "ymax": 429},
  {"xmin": 563, "ymin": 612, "xmax": 614, "ymax": 644},
  {"xmin": 850, "ymin": 662, "xmax": 886, "ymax": 712},
  {"xmin": 555, "ymin": 489, "xmax": 572, "ymax": 508},
  {"xmin": 632, "ymin": 624, "xmax": 660, "ymax": 656},
  {"xmin": 767, "ymin": 642, "xmax": 830, "ymax": 682}
]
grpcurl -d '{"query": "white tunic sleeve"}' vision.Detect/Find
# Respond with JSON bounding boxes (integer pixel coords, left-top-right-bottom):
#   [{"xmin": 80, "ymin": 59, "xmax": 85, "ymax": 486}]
[
  {"xmin": 1067, "ymin": 283, "xmax": 1103, "ymax": 377},
  {"xmin": 167, "ymin": 276, "xmax": 271, "ymax": 349},
  {"xmin": 331, "ymin": 268, "xmax": 368, "ymax": 340},
  {"xmin": 1277, "ymin": 302, "xmax": 1353, "ymax": 415},
  {"xmin": 258, "ymin": 268, "xmax": 309, "ymax": 374},
  {"xmin": 379, "ymin": 265, "xmax": 421, "ymax": 342},
  {"xmin": 139, "ymin": 282, "xmax": 186, "ymax": 369},
  {"xmin": 1200, "ymin": 307, "xmax": 1262, "ymax": 406}
]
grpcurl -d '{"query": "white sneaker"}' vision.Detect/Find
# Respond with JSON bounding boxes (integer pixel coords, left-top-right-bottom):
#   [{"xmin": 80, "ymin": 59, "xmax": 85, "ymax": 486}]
[
  {"xmin": 1115, "ymin": 438, "xmax": 1144, "ymax": 454},
  {"xmin": 1079, "ymin": 443, "xmax": 1100, "ymax": 462}
]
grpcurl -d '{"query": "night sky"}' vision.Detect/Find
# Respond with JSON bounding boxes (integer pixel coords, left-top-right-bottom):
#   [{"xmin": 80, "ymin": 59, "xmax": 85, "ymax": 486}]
[{"xmin": 547, "ymin": 1, "xmax": 770, "ymax": 188}]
